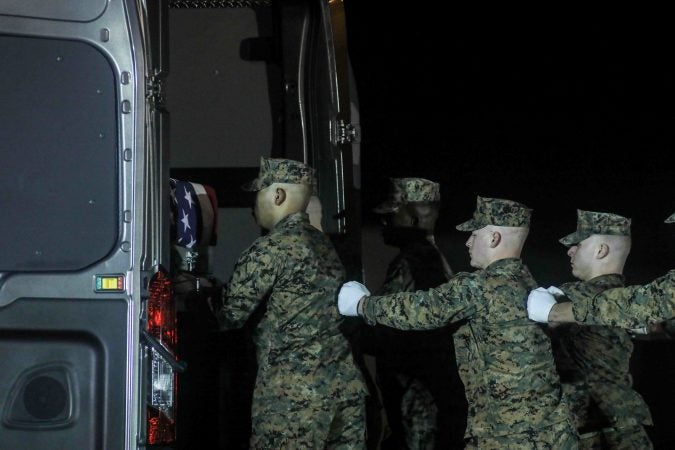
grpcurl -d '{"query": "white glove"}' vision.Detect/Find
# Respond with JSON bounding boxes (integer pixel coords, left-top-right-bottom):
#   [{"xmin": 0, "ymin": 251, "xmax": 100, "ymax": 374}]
[
  {"xmin": 338, "ymin": 281, "xmax": 370, "ymax": 316},
  {"xmin": 546, "ymin": 286, "xmax": 564, "ymax": 297},
  {"xmin": 527, "ymin": 287, "xmax": 557, "ymax": 323}
]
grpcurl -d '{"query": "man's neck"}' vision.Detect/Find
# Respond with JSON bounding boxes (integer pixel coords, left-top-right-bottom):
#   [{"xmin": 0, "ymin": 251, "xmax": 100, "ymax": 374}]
[{"xmin": 582, "ymin": 269, "xmax": 623, "ymax": 282}]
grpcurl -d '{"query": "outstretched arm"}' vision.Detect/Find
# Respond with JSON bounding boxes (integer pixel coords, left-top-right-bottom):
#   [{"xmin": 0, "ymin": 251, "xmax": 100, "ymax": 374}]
[
  {"xmin": 572, "ymin": 271, "xmax": 675, "ymax": 329},
  {"xmin": 339, "ymin": 274, "xmax": 479, "ymax": 330}
]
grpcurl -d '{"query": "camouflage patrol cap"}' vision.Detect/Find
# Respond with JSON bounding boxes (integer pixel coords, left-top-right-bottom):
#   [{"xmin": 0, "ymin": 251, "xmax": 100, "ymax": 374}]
[
  {"xmin": 242, "ymin": 156, "xmax": 315, "ymax": 192},
  {"xmin": 666, "ymin": 212, "xmax": 675, "ymax": 223},
  {"xmin": 559, "ymin": 209, "xmax": 631, "ymax": 246},
  {"xmin": 373, "ymin": 177, "xmax": 440, "ymax": 214},
  {"xmin": 456, "ymin": 196, "xmax": 532, "ymax": 231}
]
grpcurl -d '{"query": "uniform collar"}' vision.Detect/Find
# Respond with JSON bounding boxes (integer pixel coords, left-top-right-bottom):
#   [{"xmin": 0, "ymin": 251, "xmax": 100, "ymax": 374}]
[
  {"xmin": 484, "ymin": 257, "xmax": 523, "ymax": 274},
  {"xmin": 584, "ymin": 273, "xmax": 625, "ymax": 289},
  {"xmin": 273, "ymin": 211, "xmax": 309, "ymax": 230}
]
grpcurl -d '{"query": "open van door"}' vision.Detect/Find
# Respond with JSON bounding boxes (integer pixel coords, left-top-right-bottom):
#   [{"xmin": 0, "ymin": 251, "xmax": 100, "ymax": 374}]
[
  {"xmin": 167, "ymin": 0, "xmax": 361, "ymax": 275},
  {"xmin": 0, "ymin": 1, "xmax": 180, "ymax": 448},
  {"xmin": 166, "ymin": 1, "xmax": 361, "ymax": 446},
  {"xmin": 0, "ymin": 0, "xmax": 359, "ymax": 448}
]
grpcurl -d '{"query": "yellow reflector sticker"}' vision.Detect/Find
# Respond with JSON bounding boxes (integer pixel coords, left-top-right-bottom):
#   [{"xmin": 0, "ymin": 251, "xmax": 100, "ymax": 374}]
[{"xmin": 95, "ymin": 275, "xmax": 125, "ymax": 292}]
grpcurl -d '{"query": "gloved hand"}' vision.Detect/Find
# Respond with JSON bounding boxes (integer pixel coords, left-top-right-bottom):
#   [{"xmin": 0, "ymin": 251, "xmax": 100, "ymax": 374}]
[
  {"xmin": 546, "ymin": 286, "xmax": 564, "ymax": 297},
  {"xmin": 527, "ymin": 287, "xmax": 557, "ymax": 323},
  {"xmin": 338, "ymin": 281, "xmax": 370, "ymax": 316}
]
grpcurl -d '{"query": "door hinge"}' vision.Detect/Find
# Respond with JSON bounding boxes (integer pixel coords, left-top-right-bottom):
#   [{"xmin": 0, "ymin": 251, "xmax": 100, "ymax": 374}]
[
  {"xmin": 146, "ymin": 76, "xmax": 166, "ymax": 108},
  {"xmin": 335, "ymin": 119, "xmax": 359, "ymax": 145}
]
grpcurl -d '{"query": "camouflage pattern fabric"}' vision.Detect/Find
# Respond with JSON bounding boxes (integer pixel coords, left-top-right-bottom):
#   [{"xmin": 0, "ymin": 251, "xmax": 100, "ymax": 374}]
[
  {"xmin": 241, "ymin": 156, "xmax": 315, "ymax": 191},
  {"xmin": 373, "ymin": 177, "xmax": 440, "ymax": 214},
  {"xmin": 464, "ymin": 417, "xmax": 578, "ymax": 450},
  {"xmin": 456, "ymin": 196, "xmax": 532, "ymax": 231},
  {"xmin": 372, "ymin": 229, "xmax": 466, "ymax": 449},
  {"xmin": 550, "ymin": 275, "xmax": 652, "ymax": 442},
  {"xmin": 377, "ymin": 231, "xmax": 452, "ymax": 296},
  {"xmin": 218, "ymin": 212, "xmax": 367, "ymax": 448},
  {"xmin": 250, "ymin": 371, "xmax": 367, "ymax": 449},
  {"xmin": 379, "ymin": 254, "xmax": 416, "ymax": 294},
  {"xmin": 570, "ymin": 270, "xmax": 675, "ymax": 329},
  {"xmin": 400, "ymin": 378, "xmax": 437, "ymax": 450},
  {"xmin": 578, "ymin": 425, "xmax": 652, "ymax": 450},
  {"xmin": 567, "ymin": 212, "xmax": 674, "ymax": 328},
  {"xmin": 361, "ymin": 258, "xmax": 575, "ymax": 443},
  {"xmin": 559, "ymin": 210, "xmax": 631, "ymax": 246}
]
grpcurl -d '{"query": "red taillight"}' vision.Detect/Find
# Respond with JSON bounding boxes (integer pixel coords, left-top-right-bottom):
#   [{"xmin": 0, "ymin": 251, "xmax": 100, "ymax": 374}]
[
  {"xmin": 148, "ymin": 271, "xmax": 177, "ymax": 349},
  {"xmin": 146, "ymin": 270, "xmax": 178, "ymax": 445},
  {"xmin": 147, "ymin": 405, "xmax": 176, "ymax": 445}
]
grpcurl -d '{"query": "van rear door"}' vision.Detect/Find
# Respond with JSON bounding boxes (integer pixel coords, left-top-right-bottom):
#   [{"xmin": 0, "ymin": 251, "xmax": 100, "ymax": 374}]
[{"xmin": 0, "ymin": 1, "xmax": 167, "ymax": 449}]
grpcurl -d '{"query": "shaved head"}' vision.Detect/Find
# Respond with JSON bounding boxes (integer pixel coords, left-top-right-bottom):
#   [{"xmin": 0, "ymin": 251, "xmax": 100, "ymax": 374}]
[
  {"xmin": 567, "ymin": 234, "xmax": 631, "ymax": 281},
  {"xmin": 275, "ymin": 182, "xmax": 312, "ymax": 211},
  {"xmin": 466, "ymin": 225, "xmax": 529, "ymax": 269},
  {"xmin": 254, "ymin": 182, "xmax": 313, "ymax": 230}
]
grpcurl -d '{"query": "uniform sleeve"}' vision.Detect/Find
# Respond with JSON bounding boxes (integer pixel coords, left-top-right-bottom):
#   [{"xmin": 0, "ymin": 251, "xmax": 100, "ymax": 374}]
[
  {"xmin": 559, "ymin": 281, "xmax": 588, "ymax": 317},
  {"xmin": 361, "ymin": 272, "xmax": 480, "ymax": 330},
  {"xmin": 217, "ymin": 238, "xmax": 278, "ymax": 329},
  {"xmin": 572, "ymin": 270, "xmax": 675, "ymax": 329}
]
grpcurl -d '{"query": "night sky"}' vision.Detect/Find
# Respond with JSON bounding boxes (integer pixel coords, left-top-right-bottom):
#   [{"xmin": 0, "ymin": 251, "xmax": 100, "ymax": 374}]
[
  {"xmin": 343, "ymin": 6, "xmax": 675, "ymax": 282},
  {"xmin": 343, "ymin": 8, "xmax": 675, "ymax": 446}
]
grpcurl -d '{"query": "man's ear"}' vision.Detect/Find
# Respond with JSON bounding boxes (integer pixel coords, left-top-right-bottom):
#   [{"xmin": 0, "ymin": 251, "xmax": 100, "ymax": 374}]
[
  {"xmin": 274, "ymin": 187, "xmax": 287, "ymax": 206},
  {"xmin": 596, "ymin": 243, "xmax": 609, "ymax": 259},
  {"xmin": 490, "ymin": 231, "xmax": 501, "ymax": 248}
]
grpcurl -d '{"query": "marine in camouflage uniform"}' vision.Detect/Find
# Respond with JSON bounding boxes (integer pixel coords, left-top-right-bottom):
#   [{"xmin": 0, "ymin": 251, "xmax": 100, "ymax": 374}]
[
  {"xmin": 372, "ymin": 178, "xmax": 466, "ymax": 450},
  {"xmin": 343, "ymin": 196, "xmax": 577, "ymax": 449},
  {"xmin": 570, "ymin": 215, "xmax": 674, "ymax": 328},
  {"xmin": 548, "ymin": 210, "xmax": 653, "ymax": 449},
  {"xmin": 217, "ymin": 157, "xmax": 367, "ymax": 449},
  {"xmin": 537, "ymin": 211, "xmax": 675, "ymax": 331}
]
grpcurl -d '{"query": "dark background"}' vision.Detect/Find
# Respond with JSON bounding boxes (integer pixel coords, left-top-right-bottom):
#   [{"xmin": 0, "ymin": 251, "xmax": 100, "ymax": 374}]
[
  {"xmin": 344, "ymin": 6, "xmax": 674, "ymax": 281},
  {"xmin": 343, "ymin": 5, "xmax": 675, "ymax": 448}
]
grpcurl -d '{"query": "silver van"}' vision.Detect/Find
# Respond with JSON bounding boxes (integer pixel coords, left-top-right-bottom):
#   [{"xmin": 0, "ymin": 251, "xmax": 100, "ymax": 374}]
[{"xmin": 0, "ymin": 1, "xmax": 360, "ymax": 448}]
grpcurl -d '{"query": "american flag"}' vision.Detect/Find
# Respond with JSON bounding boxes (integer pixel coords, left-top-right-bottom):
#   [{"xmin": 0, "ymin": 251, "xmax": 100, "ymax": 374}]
[{"xmin": 170, "ymin": 178, "xmax": 200, "ymax": 249}]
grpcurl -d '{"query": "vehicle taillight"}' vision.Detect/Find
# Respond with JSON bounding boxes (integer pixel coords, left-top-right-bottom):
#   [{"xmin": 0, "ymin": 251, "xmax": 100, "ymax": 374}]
[
  {"xmin": 148, "ymin": 271, "xmax": 176, "ymax": 350},
  {"xmin": 146, "ymin": 271, "xmax": 177, "ymax": 445}
]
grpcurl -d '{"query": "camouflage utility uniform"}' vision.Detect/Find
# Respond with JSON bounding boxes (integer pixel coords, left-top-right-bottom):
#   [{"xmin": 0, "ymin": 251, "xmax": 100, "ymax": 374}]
[
  {"xmin": 553, "ymin": 275, "xmax": 653, "ymax": 449},
  {"xmin": 361, "ymin": 197, "xmax": 577, "ymax": 449},
  {"xmin": 371, "ymin": 177, "xmax": 466, "ymax": 450},
  {"xmin": 219, "ymin": 212, "xmax": 367, "ymax": 449},
  {"xmin": 362, "ymin": 258, "xmax": 576, "ymax": 449},
  {"xmin": 375, "ymin": 228, "xmax": 466, "ymax": 450},
  {"xmin": 569, "ymin": 211, "xmax": 675, "ymax": 330},
  {"xmin": 219, "ymin": 157, "xmax": 367, "ymax": 449}
]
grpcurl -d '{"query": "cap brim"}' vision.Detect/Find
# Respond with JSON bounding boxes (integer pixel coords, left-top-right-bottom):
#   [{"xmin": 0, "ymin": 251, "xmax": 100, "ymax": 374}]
[
  {"xmin": 456, "ymin": 219, "xmax": 482, "ymax": 231},
  {"xmin": 373, "ymin": 200, "xmax": 400, "ymax": 214},
  {"xmin": 559, "ymin": 231, "xmax": 584, "ymax": 246}
]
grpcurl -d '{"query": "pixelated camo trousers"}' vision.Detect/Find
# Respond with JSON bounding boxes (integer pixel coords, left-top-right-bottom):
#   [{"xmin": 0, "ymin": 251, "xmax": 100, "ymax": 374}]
[
  {"xmin": 250, "ymin": 391, "xmax": 366, "ymax": 449},
  {"xmin": 464, "ymin": 418, "xmax": 579, "ymax": 450},
  {"xmin": 579, "ymin": 425, "xmax": 652, "ymax": 450}
]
